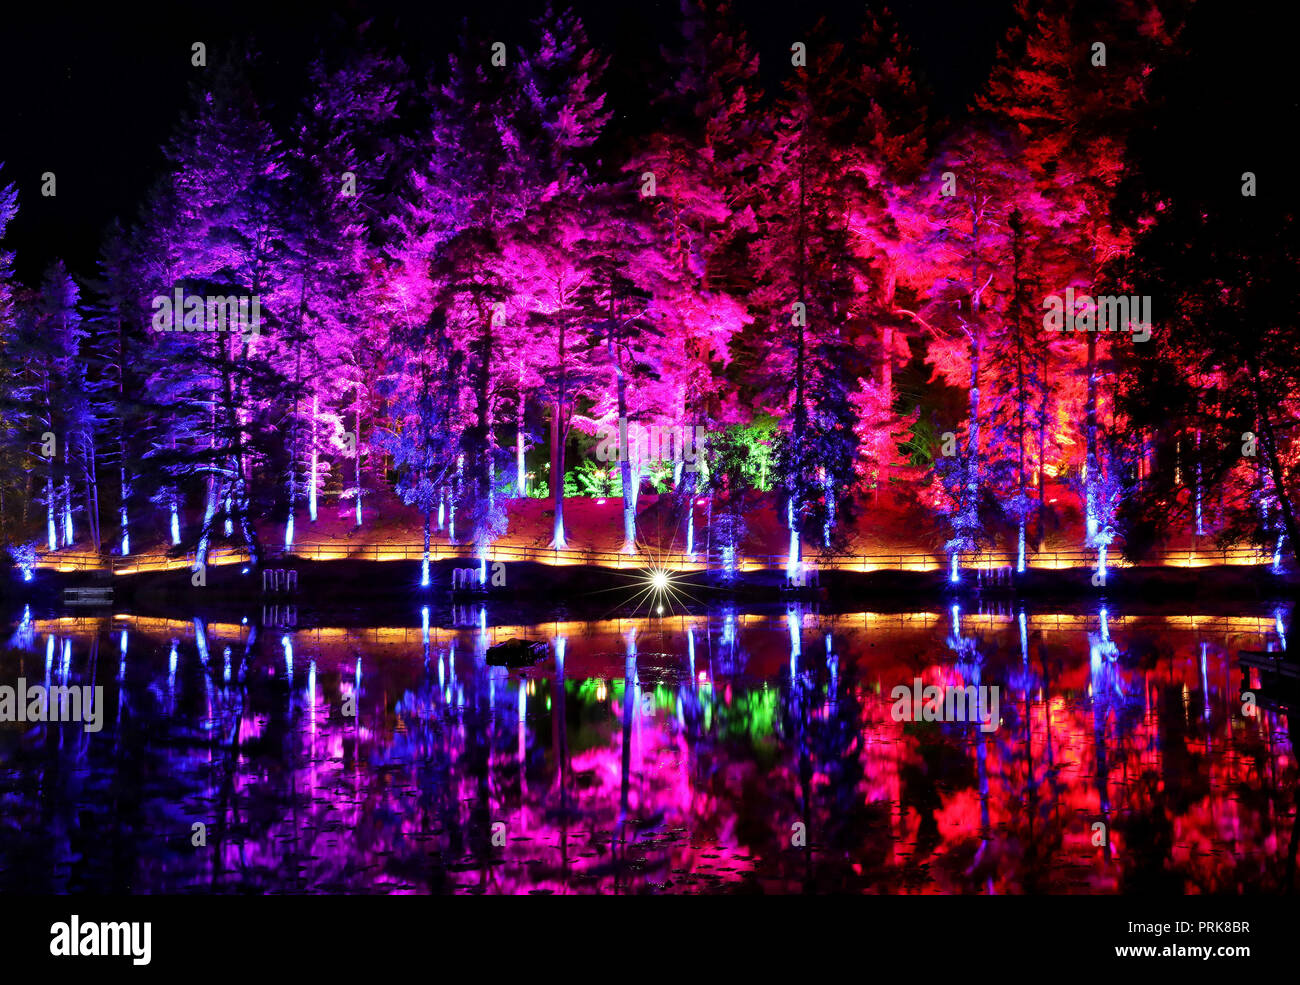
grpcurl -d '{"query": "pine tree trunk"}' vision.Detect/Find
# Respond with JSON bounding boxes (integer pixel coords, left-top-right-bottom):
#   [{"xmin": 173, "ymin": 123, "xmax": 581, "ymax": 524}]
[
  {"xmin": 607, "ymin": 309, "xmax": 636, "ymax": 554},
  {"xmin": 620, "ymin": 418, "xmax": 635, "ymax": 553},
  {"xmin": 516, "ymin": 387, "xmax": 527, "ymax": 498},
  {"xmin": 61, "ymin": 435, "xmax": 73, "ymax": 546},
  {"xmin": 789, "ymin": 142, "xmax": 808, "ymax": 576},
  {"xmin": 1013, "ymin": 225, "xmax": 1027, "ymax": 572},
  {"xmin": 62, "ymin": 476, "xmax": 73, "ymax": 547},
  {"xmin": 286, "ymin": 465, "xmax": 295, "ymax": 550},
  {"xmin": 1248, "ymin": 352, "xmax": 1300, "ymax": 570},
  {"xmin": 550, "ymin": 319, "xmax": 568, "ymax": 550},
  {"xmin": 965, "ymin": 327, "xmax": 981, "ymax": 553},
  {"xmin": 478, "ymin": 317, "xmax": 493, "ymax": 486},
  {"xmin": 1036, "ymin": 387, "xmax": 1048, "ymax": 553},
  {"xmin": 309, "ymin": 394, "xmax": 318, "ymax": 523},
  {"xmin": 354, "ymin": 398, "xmax": 363, "ymax": 528},
  {"xmin": 881, "ymin": 323, "xmax": 894, "ymax": 409},
  {"xmin": 197, "ymin": 478, "xmax": 220, "ymax": 566},
  {"xmin": 85, "ymin": 431, "xmax": 101, "ymax": 553},
  {"xmin": 1194, "ymin": 427, "xmax": 1204, "ymax": 536},
  {"xmin": 118, "ymin": 306, "xmax": 131, "ymax": 553},
  {"xmin": 550, "ymin": 401, "xmax": 566, "ymax": 548},
  {"xmin": 422, "ymin": 511, "xmax": 431, "ymax": 586},
  {"xmin": 120, "ymin": 464, "xmax": 129, "ymax": 554},
  {"xmin": 237, "ymin": 473, "xmax": 262, "ymax": 568},
  {"xmin": 1085, "ymin": 330, "xmax": 1099, "ymax": 547},
  {"xmin": 287, "ymin": 292, "xmax": 302, "ymax": 550},
  {"xmin": 46, "ymin": 475, "xmax": 56, "ymax": 551}
]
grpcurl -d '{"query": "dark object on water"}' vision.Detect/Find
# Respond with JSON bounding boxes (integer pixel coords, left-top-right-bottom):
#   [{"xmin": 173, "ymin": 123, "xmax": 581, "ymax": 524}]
[
  {"xmin": 1239, "ymin": 649, "xmax": 1299, "ymax": 714},
  {"xmin": 487, "ymin": 637, "xmax": 549, "ymax": 667}
]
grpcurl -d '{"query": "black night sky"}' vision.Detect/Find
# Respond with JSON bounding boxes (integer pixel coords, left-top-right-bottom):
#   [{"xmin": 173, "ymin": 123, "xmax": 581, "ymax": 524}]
[{"xmin": 1, "ymin": 0, "xmax": 1020, "ymax": 280}]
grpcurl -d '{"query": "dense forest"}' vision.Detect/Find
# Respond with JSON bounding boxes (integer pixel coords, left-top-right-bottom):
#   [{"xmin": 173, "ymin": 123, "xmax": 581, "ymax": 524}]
[{"xmin": 0, "ymin": 0, "xmax": 1293, "ymax": 582}]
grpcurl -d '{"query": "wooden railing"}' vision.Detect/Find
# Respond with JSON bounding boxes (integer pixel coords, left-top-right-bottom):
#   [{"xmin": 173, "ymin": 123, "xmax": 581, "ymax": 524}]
[{"xmin": 28, "ymin": 542, "xmax": 1276, "ymax": 575}]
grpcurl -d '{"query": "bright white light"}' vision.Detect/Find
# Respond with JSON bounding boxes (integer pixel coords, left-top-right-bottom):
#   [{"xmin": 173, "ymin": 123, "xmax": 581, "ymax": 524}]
[{"xmin": 651, "ymin": 570, "xmax": 669, "ymax": 591}]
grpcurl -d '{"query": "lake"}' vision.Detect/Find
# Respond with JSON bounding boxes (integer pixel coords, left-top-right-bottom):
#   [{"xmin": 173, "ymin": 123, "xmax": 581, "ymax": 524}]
[{"xmin": 1, "ymin": 602, "xmax": 1295, "ymax": 894}]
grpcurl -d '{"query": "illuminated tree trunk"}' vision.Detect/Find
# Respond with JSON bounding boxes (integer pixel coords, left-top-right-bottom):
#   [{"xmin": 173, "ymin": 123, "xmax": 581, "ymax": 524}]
[
  {"xmin": 549, "ymin": 401, "xmax": 566, "ymax": 548},
  {"xmin": 961, "ymin": 323, "xmax": 981, "ymax": 575},
  {"xmin": 286, "ymin": 281, "xmax": 305, "ymax": 551},
  {"xmin": 169, "ymin": 485, "xmax": 180, "ymax": 547},
  {"xmin": 45, "ymin": 474, "xmax": 56, "ymax": 551},
  {"xmin": 787, "ymin": 148, "xmax": 808, "ymax": 578},
  {"xmin": 83, "ymin": 430, "xmax": 101, "ymax": 552},
  {"xmin": 1194, "ymin": 427, "xmax": 1204, "ymax": 536},
  {"xmin": 474, "ymin": 311, "xmax": 494, "ymax": 515},
  {"xmin": 61, "ymin": 436, "xmax": 73, "ymax": 546},
  {"xmin": 197, "ymin": 477, "xmax": 220, "ymax": 567},
  {"xmin": 354, "ymin": 397, "xmax": 363, "ymax": 528},
  {"xmin": 1084, "ymin": 329, "xmax": 1099, "ymax": 547},
  {"xmin": 119, "ymin": 462, "xmax": 129, "ymax": 555},
  {"xmin": 549, "ymin": 320, "xmax": 568, "ymax": 549},
  {"xmin": 516, "ymin": 383, "xmax": 526, "ymax": 498},
  {"xmin": 1011, "ymin": 214, "xmax": 1028, "ymax": 572},
  {"xmin": 116, "ymin": 311, "xmax": 130, "ymax": 554},
  {"xmin": 606, "ymin": 288, "xmax": 636, "ymax": 553},
  {"xmin": 421, "ymin": 511, "xmax": 431, "ymax": 586},
  {"xmin": 308, "ymin": 394, "xmax": 318, "ymax": 523},
  {"xmin": 1036, "ymin": 386, "xmax": 1048, "ymax": 553},
  {"xmin": 1248, "ymin": 351, "xmax": 1300, "ymax": 570},
  {"xmin": 881, "ymin": 325, "xmax": 894, "ymax": 410}
]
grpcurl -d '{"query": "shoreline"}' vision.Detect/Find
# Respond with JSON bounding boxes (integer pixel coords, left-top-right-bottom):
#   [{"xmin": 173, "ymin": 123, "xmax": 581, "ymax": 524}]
[{"xmin": 7, "ymin": 557, "xmax": 1297, "ymax": 626}]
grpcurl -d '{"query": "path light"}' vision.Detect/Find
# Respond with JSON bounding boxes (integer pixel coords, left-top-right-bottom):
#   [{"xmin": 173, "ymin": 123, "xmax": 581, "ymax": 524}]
[{"xmin": 648, "ymin": 568, "xmax": 672, "ymax": 615}]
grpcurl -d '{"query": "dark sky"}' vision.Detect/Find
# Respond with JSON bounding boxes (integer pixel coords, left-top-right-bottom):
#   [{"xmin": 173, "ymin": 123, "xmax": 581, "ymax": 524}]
[{"xmin": 0, "ymin": 0, "xmax": 1015, "ymax": 283}]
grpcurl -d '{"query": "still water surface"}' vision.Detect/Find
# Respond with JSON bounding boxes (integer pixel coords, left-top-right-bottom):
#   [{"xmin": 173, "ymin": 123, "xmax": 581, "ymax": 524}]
[{"xmin": 1, "ymin": 603, "xmax": 1295, "ymax": 893}]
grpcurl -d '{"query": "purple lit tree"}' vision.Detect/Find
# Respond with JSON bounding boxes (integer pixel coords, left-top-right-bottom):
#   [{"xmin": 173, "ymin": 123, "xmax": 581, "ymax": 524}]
[
  {"xmin": 978, "ymin": 0, "xmax": 1173, "ymax": 569},
  {"xmin": 746, "ymin": 29, "xmax": 868, "ymax": 572},
  {"xmin": 0, "ymin": 170, "xmax": 23, "ymax": 542},
  {"xmin": 287, "ymin": 44, "xmax": 409, "ymax": 545},
  {"xmin": 915, "ymin": 126, "xmax": 1023, "ymax": 580},
  {"xmin": 7, "ymin": 262, "xmax": 88, "ymax": 551},
  {"xmin": 146, "ymin": 53, "xmax": 294, "ymax": 567},
  {"xmin": 630, "ymin": 0, "xmax": 757, "ymax": 556},
  {"xmin": 497, "ymin": 6, "xmax": 611, "ymax": 549},
  {"xmin": 84, "ymin": 220, "xmax": 148, "ymax": 556},
  {"xmin": 375, "ymin": 306, "xmax": 464, "ymax": 586}
]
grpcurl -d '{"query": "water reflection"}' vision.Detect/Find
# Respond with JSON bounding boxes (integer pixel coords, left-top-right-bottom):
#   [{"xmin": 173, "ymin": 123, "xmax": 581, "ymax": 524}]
[{"xmin": 1, "ymin": 606, "xmax": 1295, "ymax": 894}]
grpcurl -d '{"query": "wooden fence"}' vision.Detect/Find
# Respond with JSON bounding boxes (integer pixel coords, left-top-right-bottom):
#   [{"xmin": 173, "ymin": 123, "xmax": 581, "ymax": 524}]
[{"xmin": 29, "ymin": 542, "xmax": 1275, "ymax": 575}]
